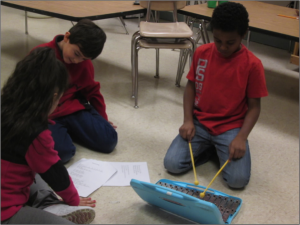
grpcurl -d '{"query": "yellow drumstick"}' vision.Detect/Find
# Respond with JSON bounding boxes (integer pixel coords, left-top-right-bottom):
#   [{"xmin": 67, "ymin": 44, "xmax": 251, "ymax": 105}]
[
  {"xmin": 189, "ymin": 142, "xmax": 199, "ymax": 185},
  {"xmin": 200, "ymin": 159, "xmax": 229, "ymax": 198}
]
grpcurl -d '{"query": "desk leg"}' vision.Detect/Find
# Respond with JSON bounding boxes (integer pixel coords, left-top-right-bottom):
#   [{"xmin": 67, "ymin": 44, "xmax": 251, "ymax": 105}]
[
  {"xmin": 119, "ymin": 17, "xmax": 129, "ymax": 35},
  {"xmin": 290, "ymin": 42, "xmax": 299, "ymax": 66},
  {"xmin": 199, "ymin": 20, "xmax": 207, "ymax": 44},
  {"xmin": 25, "ymin": 11, "xmax": 28, "ymax": 34}
]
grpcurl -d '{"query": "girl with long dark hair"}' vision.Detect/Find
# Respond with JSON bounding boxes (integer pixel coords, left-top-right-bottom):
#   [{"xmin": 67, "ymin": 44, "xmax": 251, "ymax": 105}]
[{"xmin": 1, "ymin": 47, "xmax": 96, "ymax": 224}]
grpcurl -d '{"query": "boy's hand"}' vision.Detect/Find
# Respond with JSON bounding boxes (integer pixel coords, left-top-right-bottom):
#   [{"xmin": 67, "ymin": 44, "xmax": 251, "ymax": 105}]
[
  {"xmin": 228, "ymin": 136, "xmax": 246, "ymax": 162},
  {"xmin": 78, "ymin": 197, "xmax": 96, "ymax": 207},
  {"xmin": 108, "ymin": 120, "xmax": 117, "ymax": 129},
  {"xmin": 179, "ymin": 121, "xmax": 195, "ymax": 141}
]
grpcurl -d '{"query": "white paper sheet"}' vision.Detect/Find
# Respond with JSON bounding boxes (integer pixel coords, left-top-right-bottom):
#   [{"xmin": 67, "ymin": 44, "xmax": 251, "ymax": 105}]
[
  {"xmin": 103, "ymin": 162, "xmax": 150, "ymax": 186},
  {"xmin": 67, "ymin": 158, "xmax": 117, "ymax": 197}
]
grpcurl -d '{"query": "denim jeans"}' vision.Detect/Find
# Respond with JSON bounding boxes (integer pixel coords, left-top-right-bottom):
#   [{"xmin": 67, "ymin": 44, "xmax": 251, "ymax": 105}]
[
  {"xmin": 164, "ymin": 117, "xmax": 251, "ymax": 188},
  {"xmin": 49, "ymin": 106, "xmax": 118, "ymax": 163}
]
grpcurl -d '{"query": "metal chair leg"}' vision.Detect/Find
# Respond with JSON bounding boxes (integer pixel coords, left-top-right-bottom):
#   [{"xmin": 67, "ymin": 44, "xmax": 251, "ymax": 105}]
[
  {"xmin": 154, "ymin": 48, "xmax": 159, "ymax": 78},
  {"xmin": 134, "ymin": 47, "xmax": 140, "ymax": 108},
  {"xmin": 188, "ymin": 48, "xmax": 193, "ymax": 67},
  {"xmin": 131, "ymin": 32, "xmax": 141, "ymax": 98},
  {"xmin": 203, "ymin": 20, "xmax": 210, "ymax": 43},
  {"xmin": 176, "ymin": 49, "xmax": 185, "ymax": 87},
  {"xmin": 176, "ymin": 45, "xmax": 194, "ymax": 87},
  {"xmin": 195, "ymin": 28, "xmax": 202, "ymax": 44}
]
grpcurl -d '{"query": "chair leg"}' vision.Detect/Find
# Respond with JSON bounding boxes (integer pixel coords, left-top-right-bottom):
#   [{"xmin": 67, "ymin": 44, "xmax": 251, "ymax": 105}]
[
  {"xmin": 131, "ymin": 32, "xmax": 140, "ymax": 98},
  {"xmin": 186, "ymin": 36, "xmax": 197, "ymax": 57},
  {"xmin": 176, "ymin": 49, "xmax": 189, "ymax": 87},
  {"xmin": 176, "ymin": 46, "xmax": 195, "ymax": 87},
  {"xmin": 131, "ymin": 32, "xmax": 142, "ymax": 108},
  {"xmin": 195, "ymin": 28, "xmax": 202, "ymax": 45},
  {"xmin": 203, "ymin": 20, "xmax": 210, "ymax": 43},
  {"xmin": 154, "ymin": 48, "xmax": 159, "ymax": 78},
  {"xmin": 131, "ymin": 31, "xmax": 140, "ymax": 66},
  {"xmin": 176, "ymin": 49, "xmax": 184, "ymax": 87},
  {"xmin": 189, "ymin": 48, "xmax": 193, "ymax": 67},
  {"xmin": 134, "ymin": 47, "xmax": 140, "ymax": 109}
]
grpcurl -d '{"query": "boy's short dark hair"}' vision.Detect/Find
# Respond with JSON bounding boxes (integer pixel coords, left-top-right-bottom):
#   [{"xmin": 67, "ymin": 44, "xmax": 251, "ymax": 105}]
[
  {"xmin": 69, "ymin": 19, "xmax": 106, "ymax": 60},
  {"xmin": 210, "ymin": 2, "xmax": 249, "ymax": 37}
]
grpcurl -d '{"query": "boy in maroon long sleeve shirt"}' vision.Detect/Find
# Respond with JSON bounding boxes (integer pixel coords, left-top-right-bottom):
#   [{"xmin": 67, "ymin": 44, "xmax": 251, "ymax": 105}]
[{"xmin": 35, "ymin": 19, "xmax": 118, "ymax": 163}]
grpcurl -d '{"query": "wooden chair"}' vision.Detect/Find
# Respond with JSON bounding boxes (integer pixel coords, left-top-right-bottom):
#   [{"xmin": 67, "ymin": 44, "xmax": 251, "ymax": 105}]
[{"xmin": 131, "ymin": 1, "xmax": 196, "ymax": 108}]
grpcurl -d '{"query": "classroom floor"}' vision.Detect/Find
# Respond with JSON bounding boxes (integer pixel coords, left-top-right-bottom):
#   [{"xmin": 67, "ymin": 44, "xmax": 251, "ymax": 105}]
[{"xmin": 1, "ymin": 5, "xmax": 299, "ymax": 224}]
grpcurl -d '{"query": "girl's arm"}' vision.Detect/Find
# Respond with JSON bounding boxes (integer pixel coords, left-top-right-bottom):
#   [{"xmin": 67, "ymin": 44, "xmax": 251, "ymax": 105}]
[
  {"xmin": 228, "ymin": 98, "xmax": 261, "ymax": 161},
  {"xmin": 179, "ymin": 80, "xmax": 196, "ymax": 141},
  {"xmin": 26, "ymin": 130, "xmax": 80, "ymax": 205}
]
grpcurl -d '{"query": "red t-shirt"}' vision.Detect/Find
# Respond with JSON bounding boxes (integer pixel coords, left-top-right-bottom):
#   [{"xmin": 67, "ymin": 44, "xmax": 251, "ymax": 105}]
[
  {"xmin": 34, "ymin": 35, "xmax": 108, "ymax": 120},
  {"xmin": 186, "ymin": 43, "xmax": 268, "ymax": 135}
]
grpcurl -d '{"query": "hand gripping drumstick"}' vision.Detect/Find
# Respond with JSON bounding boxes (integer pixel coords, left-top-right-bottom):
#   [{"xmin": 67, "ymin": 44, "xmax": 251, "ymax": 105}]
[
  {"xmin": 200, "ymin": 159, "xmax": 229, "ymax": 198},
  {"xmin": 189, "ymin": 142, "xmax": 199, "ymax": 185}
]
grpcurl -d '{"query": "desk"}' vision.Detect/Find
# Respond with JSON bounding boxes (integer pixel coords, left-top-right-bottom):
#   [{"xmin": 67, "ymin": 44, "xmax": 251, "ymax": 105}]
[
  {"xmin": 1, "ymin": 1, "xmax": 146, "ymax": 34},
  {"xmin": 178, "ymin": 1, "xmax": 299, "ymax": 42}
]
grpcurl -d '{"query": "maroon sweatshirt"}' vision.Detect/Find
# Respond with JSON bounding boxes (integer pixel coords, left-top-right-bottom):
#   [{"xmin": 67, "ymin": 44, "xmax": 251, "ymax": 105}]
[{"xmin": 35, "ymin": 35, "xmax": 108, "ymax": 120}]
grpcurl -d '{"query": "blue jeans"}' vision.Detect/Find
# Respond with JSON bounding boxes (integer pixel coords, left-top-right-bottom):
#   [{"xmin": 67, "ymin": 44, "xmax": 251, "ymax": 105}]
[
  {"xmin": 49, "ymin": 107, "xmax": 118, "ymax": 163},
  {"xmin": 164, "ymin": 118, "xmax": 251, "ymax": 188}
]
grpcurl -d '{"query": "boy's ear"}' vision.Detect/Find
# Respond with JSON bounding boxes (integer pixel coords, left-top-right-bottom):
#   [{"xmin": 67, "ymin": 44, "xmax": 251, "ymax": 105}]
[
  {"xmin": 63, "ymin": 32, "xmax": 71, "ymax": 42},
  {"xmin": 242, "ymin": 29, "xmax": 249, "ymax": 39}
]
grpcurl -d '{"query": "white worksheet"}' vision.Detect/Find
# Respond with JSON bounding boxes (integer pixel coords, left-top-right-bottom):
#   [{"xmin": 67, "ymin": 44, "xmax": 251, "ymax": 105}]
[
  {"xmin": 67, "ymin": 158, "xmax": 117, "ymax": 197},
  {"xmin": 103, "ymin": 162, "xmax": 150, "ymax": 186}
]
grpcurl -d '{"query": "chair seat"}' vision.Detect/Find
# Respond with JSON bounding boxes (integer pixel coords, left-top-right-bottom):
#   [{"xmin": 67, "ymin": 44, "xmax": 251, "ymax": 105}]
[
  {"xmin": 140, "ymin": 21, "xmax": 193, "ymax": 38},
  {"xmin": 139, "ymin": 39, "xmax": 193, "ymax": 49}
]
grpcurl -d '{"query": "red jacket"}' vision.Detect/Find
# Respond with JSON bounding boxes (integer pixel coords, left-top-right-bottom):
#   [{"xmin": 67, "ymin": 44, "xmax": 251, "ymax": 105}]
[
  {"xmin": 187, "ymin": 43, "xmax": 268, "ymax": 135},
  {"xmin": 1, "ymin": 121, "xmax": 80, "ymax": 221},
  {"xmin": 35, "ymin": 35, "xmax": 108, "ymax": 120}
]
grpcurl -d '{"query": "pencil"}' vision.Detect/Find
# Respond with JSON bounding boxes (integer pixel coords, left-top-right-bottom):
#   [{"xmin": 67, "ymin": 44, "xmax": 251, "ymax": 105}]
[{"xmin": 277, "ymin": 14, "xmax": 299, "ymax": 20}]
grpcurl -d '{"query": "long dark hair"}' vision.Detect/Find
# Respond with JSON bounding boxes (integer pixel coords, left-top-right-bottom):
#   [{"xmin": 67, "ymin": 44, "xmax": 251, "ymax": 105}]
[{"xmin": 1, "ymin": 47, "xmax": 69, "ymax": 149}]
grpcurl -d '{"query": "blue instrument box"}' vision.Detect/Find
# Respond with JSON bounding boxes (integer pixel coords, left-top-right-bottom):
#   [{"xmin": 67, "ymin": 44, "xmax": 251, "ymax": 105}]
[{"xmin": 130, "ymin": 179, "xmax": 242, "ymax": 224}]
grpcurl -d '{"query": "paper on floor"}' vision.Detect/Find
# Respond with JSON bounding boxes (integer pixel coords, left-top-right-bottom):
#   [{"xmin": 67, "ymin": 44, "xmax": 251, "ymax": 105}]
[
  {"xmin": 103, "ymin": 162, "xmax": 150, "ymax": 186},
  {"xmin": 67, "ymin": 158, "xmax": 117, "ymax": 197}
]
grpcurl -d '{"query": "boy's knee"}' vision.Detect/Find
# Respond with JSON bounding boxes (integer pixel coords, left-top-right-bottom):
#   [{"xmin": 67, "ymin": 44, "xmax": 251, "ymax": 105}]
[
  {"xmin": 92, "ymin": 129, "xmax": 118, "ymax": 154},
  {"xmin": 56, "ymin": 146, "xmax": 76, "ymax": 164},
  {"xmin": 164, "ymin": 156, "xmax": 186, "ymax": 174},
  {"xmin": 100, "ymin": 137, "xmax": 118, "ymax": 154},
  {"xmin": 223, "ymin": 174, "xmax": 250, "ymax": 189}
]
